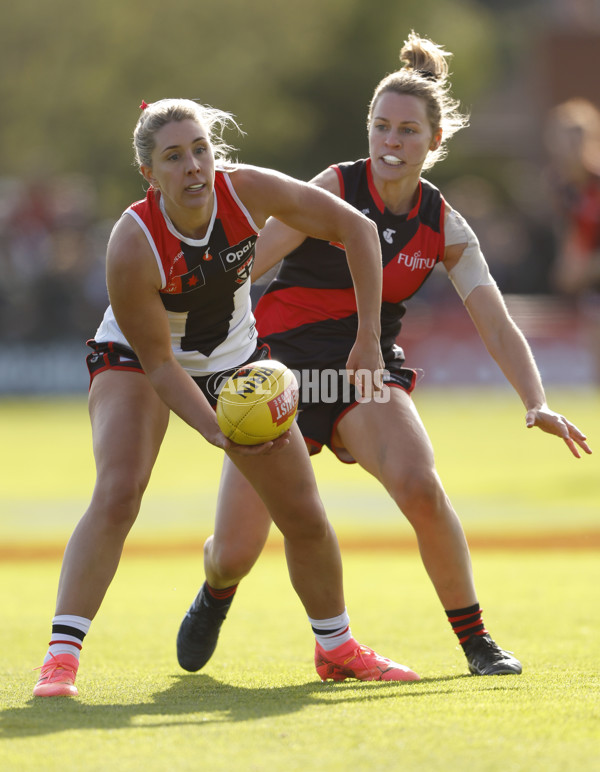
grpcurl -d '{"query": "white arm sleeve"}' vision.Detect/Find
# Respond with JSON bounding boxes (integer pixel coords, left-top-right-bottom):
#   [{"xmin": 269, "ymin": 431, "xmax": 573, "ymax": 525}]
[{"xmin": 445, "ymin": 208, "xmax": 497, "ymax": 302}]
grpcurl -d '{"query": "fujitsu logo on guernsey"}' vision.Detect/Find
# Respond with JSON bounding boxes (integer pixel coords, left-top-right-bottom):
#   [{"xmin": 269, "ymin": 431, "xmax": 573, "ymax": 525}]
[
  {"xmin": 396, "ymin": 250, "xmax": 436, "ymax": 271},
  {"xmin": 218, "ymin": 238, "xmax": 255, "ymax": 271}
]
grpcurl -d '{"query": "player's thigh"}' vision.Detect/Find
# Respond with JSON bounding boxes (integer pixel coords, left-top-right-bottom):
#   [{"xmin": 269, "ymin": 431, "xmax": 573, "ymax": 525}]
[
  {"xmin": 337, "ymin": 387, "xmax": 436, "ymax": 482},
  {"xmin": 88, "ymin": 369, "xmax": 169, "ymax": 483}
]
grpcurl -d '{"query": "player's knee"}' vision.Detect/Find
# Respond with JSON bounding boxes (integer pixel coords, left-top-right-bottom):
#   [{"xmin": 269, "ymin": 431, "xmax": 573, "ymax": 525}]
[
  {"xmin": 277, "ymin": 501, "xmax": 330, "ymax": 543},
  {"xmin": 389, "ymin": 467, "xmax": 446, "ymax": 521},
  {"xmin": 92, "ymin": 472, "xmax": 147, "ymax": 529}
]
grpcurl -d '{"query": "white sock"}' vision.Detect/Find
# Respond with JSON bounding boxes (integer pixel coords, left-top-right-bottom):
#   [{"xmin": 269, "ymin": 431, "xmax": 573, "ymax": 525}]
[
  {"xmin": 309, "ymin": 608, "xmax": 353, "ymax": 651},
  {"xmin": 44, "ymin": 614, "xmax": 92, "ymax": 663}
]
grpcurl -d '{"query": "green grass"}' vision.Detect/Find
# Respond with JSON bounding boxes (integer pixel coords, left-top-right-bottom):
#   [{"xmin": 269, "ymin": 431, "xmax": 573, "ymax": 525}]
[
  {"xmin": 0, "ymin": 389, "xmax": 598, "ymax": 770},
  {"xmin": 1, "ymin": 551, "xmax": 599, "ymax": 771},
  {"xmin": 1, "ymin": 388, "xmax": 598, "ymax": 547}
]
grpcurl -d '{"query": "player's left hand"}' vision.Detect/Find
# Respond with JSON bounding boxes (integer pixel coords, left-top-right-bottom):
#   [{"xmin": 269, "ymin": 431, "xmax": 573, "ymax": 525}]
[{"xmin": 525, "ymin": 404, "xmax": 592, "ymax": 459}]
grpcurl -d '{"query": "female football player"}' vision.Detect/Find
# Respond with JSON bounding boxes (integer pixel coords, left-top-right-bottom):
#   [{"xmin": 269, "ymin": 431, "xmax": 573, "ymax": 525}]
[
  {"xmin": 33, "ymin": 97, "xmax": 421, "ymax": 697},
  {"xmin": 177, "ymin": 32, "xmax": 592, "ymax": 679}
]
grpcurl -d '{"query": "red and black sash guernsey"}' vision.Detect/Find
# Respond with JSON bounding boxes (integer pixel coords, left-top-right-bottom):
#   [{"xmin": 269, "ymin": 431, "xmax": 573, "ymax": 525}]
[{"xmin": 254, "ymin": 158, "xmax": 446, "ymax": 371}]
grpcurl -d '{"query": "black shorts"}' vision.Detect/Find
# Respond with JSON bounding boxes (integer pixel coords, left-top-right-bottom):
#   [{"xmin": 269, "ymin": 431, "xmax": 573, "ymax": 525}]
[
  {"xmin": 85, "ymin": 339, "xmax": 272, "ymax": 407},
  {"xmin": 293, "ymin": 357, "xmax": 417, "ymax": 461},
  {"xmin": 85, "ymin": 340, "xmax": 144, "ymax": 388}
]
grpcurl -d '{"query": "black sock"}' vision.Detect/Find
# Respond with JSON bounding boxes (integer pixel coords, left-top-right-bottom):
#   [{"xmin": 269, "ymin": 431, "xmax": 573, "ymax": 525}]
[
  {"xmin": 445, "ymin": 603, "xmax": 487, "ymax": 649},
  {"xmin": 204, "ymin": 580, "xmax": 238, "ymax": 608}
]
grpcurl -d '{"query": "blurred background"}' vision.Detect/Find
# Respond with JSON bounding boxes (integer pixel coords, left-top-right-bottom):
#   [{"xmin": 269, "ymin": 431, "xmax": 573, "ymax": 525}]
[{"xmin": 1, "ymin": 0, "xmax": 599, "ymax": 394}]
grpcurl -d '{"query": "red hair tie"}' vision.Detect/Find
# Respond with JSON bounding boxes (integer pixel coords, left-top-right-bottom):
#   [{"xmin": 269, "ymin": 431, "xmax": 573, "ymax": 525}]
[{"xmin": 139, "ymin": 100, "xmax": 150, "ymax": 110}]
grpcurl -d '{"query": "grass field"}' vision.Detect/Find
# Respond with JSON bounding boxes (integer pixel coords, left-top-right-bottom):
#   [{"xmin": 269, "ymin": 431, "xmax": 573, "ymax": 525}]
[
  {"xmin": 1, "ymin": 389, "xmax": 599, "ymax": 771},
  {"xmin": 1, "ymin": 387, "xmax": 598, "ymax": 550}
]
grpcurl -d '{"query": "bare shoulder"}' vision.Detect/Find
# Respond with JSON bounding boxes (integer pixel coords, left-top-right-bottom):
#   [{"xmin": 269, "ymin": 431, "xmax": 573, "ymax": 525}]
[
  {"xmin": 230, "ymin": 163, "xmax": 338, "ymax": 196},
  {"xmin": 108, "ymin": 212, "xmax": 144, "ymax": 250},
  {"xmin": 106, "ymin": 212, "xmax": 160, "ymax": 285},
  {"xmin": 232, "ymin": 163, "xmax": 341, "ymax": 196},
  {"xmin": 229, "ymin": 163, "xmax": 283, "ymax": 182},
  {"xmin": 309, "ymin": 166, "xmax": 341, "ymax": 196},
  {"xmin": 227, "ymin": 163, "xmax": 353, "ymax": 234},
  {"xmin": 227, "ymin": 165, "xmax": 305, "ymax": 227}
]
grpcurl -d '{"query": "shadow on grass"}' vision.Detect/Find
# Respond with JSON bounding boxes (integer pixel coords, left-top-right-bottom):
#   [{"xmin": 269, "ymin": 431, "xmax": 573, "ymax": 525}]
[{"xmin": 1, "ymin": 672, "xmax": 523, "ymax": 738}]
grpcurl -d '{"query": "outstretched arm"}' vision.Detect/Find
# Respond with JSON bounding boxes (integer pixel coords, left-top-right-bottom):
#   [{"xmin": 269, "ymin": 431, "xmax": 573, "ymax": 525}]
[
  {"xmin": 464, "ymin": 283, "xmax": 592, "ymax": 458},
  {"xmin": 250, "ymin": 167, "xmax": 340, "ymax": 280}
]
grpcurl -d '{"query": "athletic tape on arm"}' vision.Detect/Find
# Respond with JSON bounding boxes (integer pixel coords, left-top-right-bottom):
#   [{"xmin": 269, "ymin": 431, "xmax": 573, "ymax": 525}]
[{"xmin": 445, "ymin": 209, "xmax": 497, "ymax": 302}]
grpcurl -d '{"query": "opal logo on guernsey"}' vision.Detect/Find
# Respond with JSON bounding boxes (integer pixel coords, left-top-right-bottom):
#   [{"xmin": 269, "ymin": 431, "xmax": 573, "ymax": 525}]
[
  {"xmin": 219, "ymin": 238, "xmax": 255, "ymax": 271},
  {"xmin": 396, "ymin": 250, "xmax": 436, "ymax": 271}
]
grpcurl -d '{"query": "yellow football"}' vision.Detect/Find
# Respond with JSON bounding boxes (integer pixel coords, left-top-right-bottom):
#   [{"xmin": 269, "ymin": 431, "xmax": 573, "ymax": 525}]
[{"xmin": 216, "ymin": 360, "xmax": 299, "ymax": 445}]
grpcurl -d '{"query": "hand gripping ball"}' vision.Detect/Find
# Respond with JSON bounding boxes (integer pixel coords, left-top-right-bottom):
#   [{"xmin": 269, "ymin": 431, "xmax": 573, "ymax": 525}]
[{"xmin": 216, "ymin": 360, "xmax": 299, "ymax": 445}]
